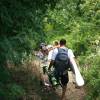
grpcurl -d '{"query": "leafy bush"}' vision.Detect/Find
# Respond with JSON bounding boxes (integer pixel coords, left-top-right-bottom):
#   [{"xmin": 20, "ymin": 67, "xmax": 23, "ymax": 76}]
[
  {"xmin": 7, "ymin": 84, "xmax": 25, "ymax": 100},
  {"xmin": 81, "ymin": 56, "xmax": 100, "ymax": 100}
]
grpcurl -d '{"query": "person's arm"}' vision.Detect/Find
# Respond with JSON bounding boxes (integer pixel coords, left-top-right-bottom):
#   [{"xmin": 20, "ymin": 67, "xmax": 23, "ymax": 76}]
[
  {"xmin": 48, "ymin": 60, "xmax": 54, "ymax": 70},
  {"xmin": 69, "ymin": 56, "xmax": 80, "ymax": 74},
  {"xmin": 70, "ymin": 57, "xmax": 77, "ymax": 66},
  {"xmin": 48, "ymin": 48, "xmax": 58, "ymax": 70}
]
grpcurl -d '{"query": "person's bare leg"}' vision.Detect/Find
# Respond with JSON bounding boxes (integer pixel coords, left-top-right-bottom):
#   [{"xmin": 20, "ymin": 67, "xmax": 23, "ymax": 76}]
[{"xmin": 61, "ymin": 85, "xmax": 67, "ymax": 100}]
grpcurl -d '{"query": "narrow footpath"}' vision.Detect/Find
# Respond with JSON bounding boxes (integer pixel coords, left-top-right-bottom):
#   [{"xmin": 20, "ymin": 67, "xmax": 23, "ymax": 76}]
[{"xmin": 31, "ymin": 58, "xmax": 86, "ymax": 100}]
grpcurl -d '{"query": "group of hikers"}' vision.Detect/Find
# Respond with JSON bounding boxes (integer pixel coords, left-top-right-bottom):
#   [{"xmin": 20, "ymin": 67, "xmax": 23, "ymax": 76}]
[{"xmin": 36, "ymin": 39, "xmax": 78, "ymax": 100}]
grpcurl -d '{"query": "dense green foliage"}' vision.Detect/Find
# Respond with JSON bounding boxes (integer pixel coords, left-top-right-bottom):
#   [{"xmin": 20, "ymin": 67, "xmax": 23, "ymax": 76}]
[
  {"xmin": 83, "ymin": 56, "xmax": 100, "ymax": 99},
  {"xmin": 0, "ymin": 0, "xmax": 59, "ymax": 99},
  {"xmin": 0, "ymin": 0, "xmax": 100, "ymax": 99},
  {"xmin": 43, "ymin": 0, "xmax": 100, "ymax": 99}
]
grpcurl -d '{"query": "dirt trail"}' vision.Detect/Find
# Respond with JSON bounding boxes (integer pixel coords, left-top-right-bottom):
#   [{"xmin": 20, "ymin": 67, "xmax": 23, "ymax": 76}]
[{"xmin": 32, "ymin": 59, "xmax": 86, "ymax": 100}]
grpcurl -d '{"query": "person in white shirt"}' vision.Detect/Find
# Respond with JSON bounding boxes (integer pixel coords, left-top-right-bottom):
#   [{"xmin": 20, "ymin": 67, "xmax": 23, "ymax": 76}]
[
  {"xmin": 48, "ymin": 39, "xmax": 76, "ymax": 100},
  {"xmin": 47, "ymin": 41, "xmax": 59, "ymax": 61},
  {"xmin": 47, "ymin": 45, "xmax": 53, "ymax": 61}
]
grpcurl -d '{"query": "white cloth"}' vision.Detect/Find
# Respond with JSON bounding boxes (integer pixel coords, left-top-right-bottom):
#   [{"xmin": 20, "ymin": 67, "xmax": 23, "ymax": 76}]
[
  {"xmin": 48, "ymin": 49, "xmax": 53, "ymax": 60},
  {"xmin": 51, "ymin": 47, "xmax": 75, "ymax": 60}
]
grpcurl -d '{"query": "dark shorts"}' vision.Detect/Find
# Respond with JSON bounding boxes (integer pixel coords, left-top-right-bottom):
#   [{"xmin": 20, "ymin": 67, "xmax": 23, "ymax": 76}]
[
  {"xmin": 60, "ymin": 74, "xmax": 69, "ymax": 86},
  {"xmin": 54, "ymin": 71, "xmax": 69, "ymax": 86}
]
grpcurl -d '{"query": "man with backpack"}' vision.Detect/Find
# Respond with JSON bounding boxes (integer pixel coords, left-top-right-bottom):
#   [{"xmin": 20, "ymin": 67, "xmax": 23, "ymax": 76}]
[{"xmin": 48, "ymin": 39, "xmax": 75, "ymax": 100}]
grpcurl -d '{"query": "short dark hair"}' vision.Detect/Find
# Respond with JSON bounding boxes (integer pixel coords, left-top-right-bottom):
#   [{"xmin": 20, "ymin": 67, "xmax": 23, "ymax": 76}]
[
  {"xmin": 54, "ymin": 41, "xmax": 59, "ymax": 46},
  {"xmin": 60, "ymin": 39, "xmax": 66, "ymax": 45}
]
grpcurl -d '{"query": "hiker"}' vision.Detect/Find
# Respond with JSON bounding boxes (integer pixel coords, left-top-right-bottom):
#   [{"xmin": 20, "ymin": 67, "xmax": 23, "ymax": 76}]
[
  {"xmin": 47, "ymin": 45, "xmax": 53, "ymax": 61},
  {"xmin": 41, "ymin": 43, "xmax": 59, "ymax": 88},
  {"xmin": 41, "ymin": 44, "xmax": 56, "ymax": 90},
  {"xmin": 40, "ymin": 42, "xmax": 48, "ymax": 56},
  {"xmin": 47, "ymin": 41, "xmax": 59, "ymax": 61},
  {"xmin": 48, "ymin": 39, "xmax": 75, "ymax": 100}
]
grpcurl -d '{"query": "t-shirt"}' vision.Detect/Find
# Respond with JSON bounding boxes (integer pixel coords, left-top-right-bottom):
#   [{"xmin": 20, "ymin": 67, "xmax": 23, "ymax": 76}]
[
  {"xmin": 48, "ymin": 49, "xmax": 53, "ymax": 60},
  {"xmin": 51, "ymin": 47, "xmax": 75, "ymax": 60}
]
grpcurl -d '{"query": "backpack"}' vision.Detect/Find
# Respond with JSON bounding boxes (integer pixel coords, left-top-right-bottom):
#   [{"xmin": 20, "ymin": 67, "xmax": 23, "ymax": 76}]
[{"xmin": 54, "ymin": 48, "xmax": 70, "ymax": 75}]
